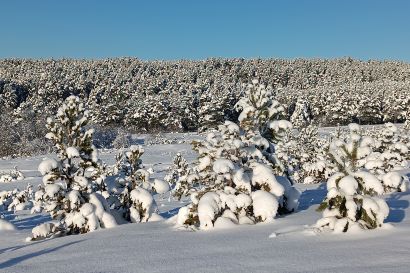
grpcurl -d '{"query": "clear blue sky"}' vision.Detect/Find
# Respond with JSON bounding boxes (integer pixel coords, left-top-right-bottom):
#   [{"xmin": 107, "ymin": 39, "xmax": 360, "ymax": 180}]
[{"xmin": 0, "ymin": 0, "xmax": 409, "ymax": 61}]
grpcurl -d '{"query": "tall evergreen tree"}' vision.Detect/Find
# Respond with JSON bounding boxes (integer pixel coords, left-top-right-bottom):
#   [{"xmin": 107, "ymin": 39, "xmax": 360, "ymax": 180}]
[{"xmin": 30, "ymin": 96, "xmax": 117, "ymax": 241}]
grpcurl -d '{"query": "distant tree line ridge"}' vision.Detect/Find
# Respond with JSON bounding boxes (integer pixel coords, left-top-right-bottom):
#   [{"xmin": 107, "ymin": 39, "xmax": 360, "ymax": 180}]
[{"xmin": 0, "ymin": 57, "xmax": 409, "ymax": 156}]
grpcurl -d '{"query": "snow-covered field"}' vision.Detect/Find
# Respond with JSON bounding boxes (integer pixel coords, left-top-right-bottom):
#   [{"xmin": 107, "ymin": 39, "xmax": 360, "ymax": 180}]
[{"xmin": 1, "ymin": 142, "xmax": 409, "ymax": 273}]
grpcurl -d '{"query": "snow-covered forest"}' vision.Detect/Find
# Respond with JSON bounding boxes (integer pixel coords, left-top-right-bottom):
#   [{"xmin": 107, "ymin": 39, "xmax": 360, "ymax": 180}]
[
  {"xmin": 1, "ymin": 58, "xmax": 409, "ymax": 157},
  {"xmin": 2, "ymin": 0, "xmax": 410, "ymax": 270},
  {"xmin": 0, "ymin": 60, "xmax": 410, "ymax": 273}
]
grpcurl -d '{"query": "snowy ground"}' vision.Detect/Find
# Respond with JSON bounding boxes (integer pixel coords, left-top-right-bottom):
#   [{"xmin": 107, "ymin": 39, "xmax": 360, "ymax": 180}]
[{"xmin": 1, "ymin": 141, "xmax": 410, "ymax": 273}]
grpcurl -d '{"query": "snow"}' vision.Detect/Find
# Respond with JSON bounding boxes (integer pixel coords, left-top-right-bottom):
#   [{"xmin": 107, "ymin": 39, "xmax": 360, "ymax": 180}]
[
  {"xmin": 198, "ymin": 192, "xmax": 221, "ymax": 229},
  {"xmin": 73, "ymin": 176, "xmax": 89, "ymax": 189},
  {"xmin": 0, "ymin": 219, "xmax": 16, "ymax": 231},
  {"xmin": 251, "ymin": 163, "xmax": 284, "ymax": 197},
  {"xmin": 129, "ymin": 187, "xmax": 157, "ymax": 222},
  {"xmin": 362, "ymin": 197, "xmax": 389, "ymax": 225},
  {"xmin": 354, "ymin": 171, "xmax": 384, "ymax": 195},
  {"xmin": 338, "ymin": 175, "xmax": 358, "ymax": 195},
  {"xmin": 198, "ymin": 156, "xmax": 211, "ymax": 171},
  {"xmin": 38, "ymin": 158, "xmax": 59, "ymax": 176},
  {"xmin": 1, "ymin": 140, "xmax": 410, "ymax": 272},
  {"xmin": 251, "ymin": 190, "xmax": 279, "ymax": 222},
  {"xmin": 214, "ymin": 216, "xmax": 237, "ymax": 229},
  {"xmin": 232, "ymin": 169, "xmax": 252, "ymax": 192},
  {"xmin": 269, "ymin": 120, "xmax": 293, "ymax": 132},
  {"xmin": 212, "ymin": 158, "xmax": 235, "ymax": 174},
  {"xmin": 152, "ymin": 179, "xmax": 170, "ymax": 194},
  {"xmin": 65, "ymin": 147, "xmax": 79, "ymax": 158},
  {"xmin": 348, "ymin": 123, "xmax": 360, "ymax": 132},
  {"xmin": 225, "ymin": 121, "xmax": 240, "ymax": 134},
  {"xmin": 44, "ymin": 184, "xmax": 61, "ymax": 198},
  {"xmin": 88, "ymin": 193, "xmax": 117, "ymax": 228},
  {"xmin": 382, "ymin": 172, "xmax": 404, "ymax": 189},
  {"xmin": 0, "ymin": 175, "xmax": 13, "ymax": 183}
]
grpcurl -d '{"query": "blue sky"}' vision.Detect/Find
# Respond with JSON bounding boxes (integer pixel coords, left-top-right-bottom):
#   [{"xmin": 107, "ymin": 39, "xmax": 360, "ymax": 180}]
[{"xmin": 0, "ymin": 0, "xmax": 409, "ymax": 61}]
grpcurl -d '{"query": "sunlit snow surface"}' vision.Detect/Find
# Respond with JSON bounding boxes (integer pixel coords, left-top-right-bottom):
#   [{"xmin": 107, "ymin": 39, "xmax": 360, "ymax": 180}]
[{"xmin": 1, "ymin": 139, "xmax": 409, "ymax": 273}]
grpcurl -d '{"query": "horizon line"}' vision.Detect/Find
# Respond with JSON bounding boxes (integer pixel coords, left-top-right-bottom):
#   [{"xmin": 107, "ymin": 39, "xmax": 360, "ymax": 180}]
[{"xmin": 1, "ymin": 56, "xmax": 409, "ymax": 64}]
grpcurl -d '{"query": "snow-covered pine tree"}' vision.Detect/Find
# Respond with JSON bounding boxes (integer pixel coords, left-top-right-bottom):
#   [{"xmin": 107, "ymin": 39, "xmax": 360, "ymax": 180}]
[
  {"xmin": 405, "ymin": 108, "xmax": 410, "ymax": 130},
  {"xmin": 280, "ymin": 96, "xmax": 330, "ymax": 184},
  {"xmin": 29, "ymin": 96, "xmax": 117, "ymax": 241},
  {"xmin": 377, "ymin": 122, "xmax": 401, "ymax": 151},
  {"xmin": 173, "ymin": 169, "xmax": 199, "ymax": 201},
  {"xmin": 176, "ymin": 120, "xmax": 299, "ymax": 230},
  {"xmin": 31, "ymin": 184, "xmax": 46, "ymax": 214},
  {"xmin": 112, "ymin": 128, "xmax": 131, "ymax": 149},
  {"xmin": 316, "ymin": 123, "xmax": 389, "ymax": 233},
  {"xmin": 164, "ymin": 153, "xmax": 199, "ymax": 201},
  {"xmin": 0, "ymin": 184, "xmax": 33, "ymax": 213},
  {"xmin": 235, "ymin": 80, "xmax": 300, "ymax": 208},
  {"xmin": 278, "ymin": 125, "xmax": 332, "ymax": 184},
  {"xmin": 198, "ymin": 85, "xmax": 237, "ymax": 132},
  {"xmin": 111, "ymin": 145, "xmax": 165, "ymax": 223},
  {"xmin": 7, "ymin": 183, "xmax": 33, "ymax": 212},
  {"xmin": 0, "ymin": 190, "xmax": 13, "ymax": 211},
  {"xmin": 364, "ymin": 123, "xmax": 409, "ymax": 193},
  {"xmin": 234, "ymin": 81, "xmax": 289, "ymax": 175},
  {"xmin": 175, "ymin": 81, "xmax": 300, "ymax": 230},
  {"xmin": 165, "ymin": 153, "xmax": 188, "ymax": 189},
  {"xmin": 290, "ymin": 98, "xmax": 312, "ymax": 128}
]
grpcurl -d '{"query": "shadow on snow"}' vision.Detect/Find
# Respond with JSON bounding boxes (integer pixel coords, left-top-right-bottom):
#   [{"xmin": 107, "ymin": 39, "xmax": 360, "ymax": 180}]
[
  {"xmin": 385, "ymin": 191, "xmax": 409, "ymax": 223},
  {"xmin": 0, "ymin": 240, "xmax": 85, "ymax": 270},
  {"xmin": 297, "ymin": 183, "xmax": 327, "ymax": 212}
]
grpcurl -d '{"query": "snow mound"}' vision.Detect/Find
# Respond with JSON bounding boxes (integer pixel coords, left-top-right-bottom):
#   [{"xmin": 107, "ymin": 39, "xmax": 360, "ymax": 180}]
[{"xmin": 0, "ymin": 219, "xmax": 16, "ymax": 231}]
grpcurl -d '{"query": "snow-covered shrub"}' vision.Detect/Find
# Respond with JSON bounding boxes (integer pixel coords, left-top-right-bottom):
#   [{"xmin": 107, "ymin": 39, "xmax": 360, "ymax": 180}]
[
  {"xmin": 290, "ymin": 98, "xmax": 312, "ymax": 128},
  {"xmin": 31, "ymin": 184, "xmax": 46, "ymax": 214},
  {"xmin": 29, "ymin": 222, "xmax": 61, "ymax": 240},
  {"xmin": 0, "ymin": 167, "xmax": 25, "ymax": 183},
  {"xmin": 405, "ymin": 109, "xmax": 410, "ymax": 130},
  {"xmin": 176, "ymin": 81, "xmax": 300, "ymax": 230},
  {"xmin": 112, "ymin": 128, "xmax": 131, "ymax": 149},
  {"xmin": 29, "ymin": 96, "xmax": 117, "ymax": 241},
  {"xmin": 109, "ymin": 145, "xmax": 163, "ymax": 222},
  {"xmin": 0, "ymin": 184, "xmax": 33, "ymax": 212},
  {"xmin": 165, "ymin": 153, "xmax": 188, "ymax": 188},
  {"xmin": 165, "ymin": 153, "xmax": 198, "ymax": 200},
  {"xmin": 0, "ymin": 190, "xmax": 13, "ymax": 210},
  {"xmin": 363, "ymin": 123, "xmax": 409, "ymax": 192},
  {"xmin": 173, "ymin": 169, "xmax": 199, "ymax": 201},
  {"xmin": 277, "ymin": 125, "xmax": 333, "ymax": 184},
  {"xmin": 0, "ymin": 175, "xmax": 13, "ymax": 183},
  {"xmin": 316, "ymin": 124, "xmax": 389, "ymax": 233},
  {"xmin": 7, "ymin": 184, "xmax": 33, "ymax": 212}
]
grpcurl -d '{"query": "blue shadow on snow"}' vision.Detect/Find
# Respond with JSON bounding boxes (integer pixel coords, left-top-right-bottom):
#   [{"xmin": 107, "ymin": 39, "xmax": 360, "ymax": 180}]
[{"xmin": 0, "ymin": 240, "xmax": 85, "ymax": 269}]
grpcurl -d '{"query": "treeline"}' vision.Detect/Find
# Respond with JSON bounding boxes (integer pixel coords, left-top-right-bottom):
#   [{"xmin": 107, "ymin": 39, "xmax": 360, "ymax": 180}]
[{"xmin": 0, "ymin": 57, "xmax": 409, "ymax": 156}]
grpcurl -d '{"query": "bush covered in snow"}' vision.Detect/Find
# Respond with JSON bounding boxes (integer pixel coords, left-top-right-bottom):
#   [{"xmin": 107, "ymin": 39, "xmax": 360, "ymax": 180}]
[
  {"xmin": 108, "ymin": 145, "xmax": 164, "ymax": 223},
  {"xmin": 316, "ymin": 124, "xmax": 391, "ymax": 233},
  {"xmin": 176, "ymin": 82, "xmax": 300, "ymax": 230},
  {"xmin": 164, "ymin": 153, "xmax": 199, "ymax": 201},
  {"xmin": 0, "ymin": 167, "xmax": 25, "ymax": 183},
  {"xmin": 29, "ymin": 96, "xmax": 117, "ymax": 241},
  {"xmin": 0, "ymin": 184, "xmax": 33, "ymax": 212}
]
